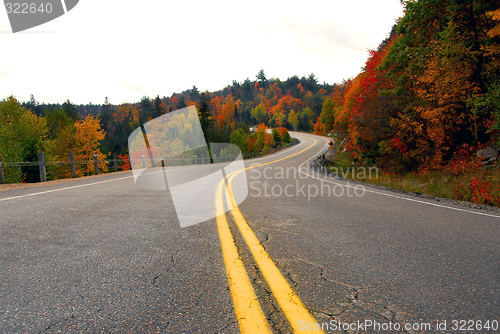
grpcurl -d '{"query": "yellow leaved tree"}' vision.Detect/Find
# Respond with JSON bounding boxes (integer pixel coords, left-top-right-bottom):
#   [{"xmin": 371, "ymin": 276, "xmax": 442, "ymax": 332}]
[{"xmin": 73, "ymin": 115, "xmax": 107, "ymax": 176}]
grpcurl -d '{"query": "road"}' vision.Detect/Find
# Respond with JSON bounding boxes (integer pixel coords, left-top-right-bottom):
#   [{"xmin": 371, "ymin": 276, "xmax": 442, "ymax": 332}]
[{"xmin": 1, "ymin": 132, "xmax": 499, "ymax": 333}]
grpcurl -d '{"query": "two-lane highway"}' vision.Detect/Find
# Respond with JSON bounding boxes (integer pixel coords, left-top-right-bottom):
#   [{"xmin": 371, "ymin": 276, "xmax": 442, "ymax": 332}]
[
  {"xmin": 1, "ymin": 133, "xmax": 499, "ymax": 333},
  {"xmin": 233, "ymin": 133, "xmax": 500, "ymax": 332}
]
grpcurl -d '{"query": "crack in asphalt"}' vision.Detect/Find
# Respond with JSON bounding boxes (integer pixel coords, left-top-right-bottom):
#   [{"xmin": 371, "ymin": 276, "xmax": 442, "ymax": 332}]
[
  {"xmin": 39, "ymin": 314, "xmax": 75, "ymax": 333},
  {"xmin": 226, "ymin": 216, "xmax": 295, "ymax": 333},
  {"xmin": 218, "ymin": 319, "xmax": 238, "ymax": 333},
  {"xmin": 152, "ymin": 250, "xmax": 180, "ymax": 292},
  {"xmin": 249, "ymin": 227, "xmax": 304, "ymax": 334},
  {"xmin": 242, "ymin": 216, "xmax": 411, "ymax": 333},
  {"xmin": 245, "ymin": 209, "xmax": 412, "ymax": 329},
  {"xmin": 293, "ymin": 257, "xmax": 417, "ymax": 334}
]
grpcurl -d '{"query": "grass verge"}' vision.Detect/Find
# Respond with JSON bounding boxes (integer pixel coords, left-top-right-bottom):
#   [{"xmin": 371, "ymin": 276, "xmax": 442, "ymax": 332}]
[{"xmin": 326, "ymin": 150, "xmax": 500, "ymax": 208}]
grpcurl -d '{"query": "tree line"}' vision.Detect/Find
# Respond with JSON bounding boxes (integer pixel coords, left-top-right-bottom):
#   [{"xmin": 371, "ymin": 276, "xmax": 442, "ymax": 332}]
[
  {"xmin": 314, "ymin": 0, "xmax": 500, "ymax": 173},
  {"xmin": 3, "ymin": 0, "xmax": 499, "ymax": 183},
  {"xmin": 2, "ymin": 71, "xmax": 327, "ymax": 182}
]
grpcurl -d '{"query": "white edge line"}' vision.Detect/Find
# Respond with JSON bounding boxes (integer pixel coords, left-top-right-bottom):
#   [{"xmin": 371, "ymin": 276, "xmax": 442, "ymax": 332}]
[
  {"xmin": 296, "ymin": 138, "xmax": 500, "ymax": 220},
  {"xmin": 0, "ymin": 153, "xmax": 274, "ymax": 203},
  {"xmin": 0, "ymin": 168, "xmax": 186, "ymax": 202},
  {"xmin": 7, "ymin": 135, "xmax": 496, "ymax": 220},
  {"xmin": 0, "ymin": 175, "xmax": 135, "ymax": 202}
]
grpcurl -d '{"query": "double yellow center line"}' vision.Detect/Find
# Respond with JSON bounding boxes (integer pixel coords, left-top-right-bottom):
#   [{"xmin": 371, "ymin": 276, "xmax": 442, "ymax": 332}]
[{"xmin": 216, "ymin": 138, "xmax": 326, "ymax": 333}]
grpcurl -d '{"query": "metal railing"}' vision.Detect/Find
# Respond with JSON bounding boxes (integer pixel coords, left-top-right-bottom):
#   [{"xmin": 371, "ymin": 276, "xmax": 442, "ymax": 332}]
[
  {"xmin": 130, "ymin": 140, "xmax": 300, "ymax": 168},
  {"xmin": 309, "ymin": 140, "xmax": 336, "ymax": 171},
  {"xmin": 0, "ymin": 140, "xmax": 300, "ymax": 184}
]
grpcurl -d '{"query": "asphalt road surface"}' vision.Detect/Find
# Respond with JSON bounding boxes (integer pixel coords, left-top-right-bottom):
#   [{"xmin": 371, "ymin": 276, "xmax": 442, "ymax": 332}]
[{"xmin": 1, "ymin": 133, "xmax": 499, "ymax": 333}]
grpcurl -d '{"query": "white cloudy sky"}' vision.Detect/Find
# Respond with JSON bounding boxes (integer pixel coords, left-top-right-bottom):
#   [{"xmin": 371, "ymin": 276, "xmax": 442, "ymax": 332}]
[{"xmin": 0, "ymin": 0, "xmax": 404, "ymax": 105}]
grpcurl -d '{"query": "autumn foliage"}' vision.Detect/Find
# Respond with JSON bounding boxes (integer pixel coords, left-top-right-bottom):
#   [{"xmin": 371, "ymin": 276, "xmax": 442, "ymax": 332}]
[
  {"xmin": 73, "ymin": 116, "xmax": 107, "ymax": 176},
  {"xmin": 454, "ymin": 171, "xmax": 500, "ymax": 206},
  {"xmin": 325, "ymin": 0, "xmax": 500, "ymax": 174},
  {"xmin": 117, "ymin": 154, "xmax": 131, "ymax": 171},
  {"xmin": 5, "ymin": 1, "xmax": 500, "ymax": 188},
  {"xmin": 0, "ymin": 97, "xmax": 108, "ymax": 182}
]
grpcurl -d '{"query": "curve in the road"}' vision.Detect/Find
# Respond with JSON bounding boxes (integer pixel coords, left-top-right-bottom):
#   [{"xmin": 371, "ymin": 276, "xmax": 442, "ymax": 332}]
[{"xmin": 217, "ymin": 137, "xmax": 327, "ymax": 333}]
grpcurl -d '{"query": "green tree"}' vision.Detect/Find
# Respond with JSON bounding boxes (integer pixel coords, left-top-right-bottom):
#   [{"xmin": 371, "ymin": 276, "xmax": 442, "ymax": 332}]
[
  {"xmin": 319, "ymin": 97, "xmax": 335, "ymax": 132},
  {"xmin": 298, "ymin": 107, "xmax": 314, "ymax": 132},
  {"xmin": 288, "ymin": 109, "xmax": 299, "ymax": 131},
  {"xmin": 251, "ymin": 103, "xmax": 266, "ymax": 124},
  {"xmin": 282, "ymin": 130, "xmax": 291, "ymax": 144},
  {"xmin": 153, "ymin": 95, "xmax": 165, "ymax": 117},
  {"xmin": 177, "ymin": 96, "xmax": 187, "ymax": 109},
  {"xmin": 272, "ymin": 128, "xmax": 281, "ymax": 145},
  {"xmin": 256, "ymin": 69, "xmax": 268, "ymax": 89},
  {"xmin": 230, "ymin": 128, "xmax": 249, "ymax": 153},
  {"xmin": 24, "ymin": 94, "xmax": 42, "ymax": 116},
  {"xmin": 253, "ymin": 124, "xmax": 272, "ymax": 152},
  {"xmin": 62, "ymin": 99, "xmax": 78, "ymax": 121},
  {"xmin": 45, "ymin": 107, "xmax": 74, "ymax": 139},
  {"xmin": 139, "ymin": 96, "xmax": 153, "ymax": 123},
  {"xmin": 45, "ymin": 107, "xmax": 77, "ymax": 179},
  {"xmin": 189, "ymin": 86, "xmax": 200, "ymax": 101},
  {"xmin": 98, "ymin": 97, "xmax": 114, "ymax": 132},
  {"xmin": 241, "ymin": 78, "xmax": 254, "ymax": 101},
  {"xmin": 0, "ymin": 96, "xmax": 48, "ymax": 183},
  {"xmin": 198, "ymin": 92, "xmax": 212, "ymax": 140}
]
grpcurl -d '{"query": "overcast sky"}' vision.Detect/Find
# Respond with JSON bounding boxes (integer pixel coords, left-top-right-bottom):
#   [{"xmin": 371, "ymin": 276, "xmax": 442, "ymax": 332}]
[{"xmin": 0, "ymin": 0, "xmax": 404, "ymax": 105}]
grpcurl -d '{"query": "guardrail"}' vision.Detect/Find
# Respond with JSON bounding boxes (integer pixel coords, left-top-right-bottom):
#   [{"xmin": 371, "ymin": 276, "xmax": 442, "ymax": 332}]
[
  {"xmin": 0, "ymin": 140, "xmax": 300, "ymax": 184},
  {"xmin": 0, "ymin": 152, "xmax": 122, "ymax": 183},
  {"xmin": 309, "ymin": 140, "xmax": 336, "ymax": 171},
  {"xmin": 137, "ymin": 140, "xmax": 299, "ymax": 168}
]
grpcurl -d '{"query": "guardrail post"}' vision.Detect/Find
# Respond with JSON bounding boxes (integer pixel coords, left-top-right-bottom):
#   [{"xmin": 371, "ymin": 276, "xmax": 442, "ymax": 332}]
[
  {"xmin": 0, "ymin": 160, "xmax": 4, "ymax": 184},
  {"xmin": 152, "ymin": 154, "xmax": 156, "ymax": 167},
  {"xmin": 195, "ymin": 155, "xmax": 197, "ymax": 164},
  {"xmin": 38, "ymin": 151, "xmax": 46, "ymax": 182},
  {"xmin": 70, "ymin": 153, "xmax": 76, "ymax": 178},
  {"xmin": 172, "ymin": 154, "xmax": 175, "ymax": 166},
  {"xmin": 142, "ymin": 154, "xmax": 146, "ymax": 168},
  {"xmin": 113, "ymin": 153, "xmax": 118, "ymax": 172},
  {"xmin": 94, "ymin": 153, "xmax": 99, "ymax": 175}
]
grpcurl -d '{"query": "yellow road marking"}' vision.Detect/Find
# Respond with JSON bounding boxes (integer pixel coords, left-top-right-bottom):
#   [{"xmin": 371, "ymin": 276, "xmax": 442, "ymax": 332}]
[
  {"xmin": 226, "ymin": 177, "xmax": 324, "ymax": 333},
  {"xmin": 217, "ymin": 135, "xmax": 326, "ymax": 333},
  {"xmin": 216, "ymin": 179, "xmax": 271, "ymax": 333}
]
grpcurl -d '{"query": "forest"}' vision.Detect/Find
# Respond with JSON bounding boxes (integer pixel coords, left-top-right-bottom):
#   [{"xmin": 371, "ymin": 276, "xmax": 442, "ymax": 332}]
[
  {"xmin": 0, "ymin": 70, "xmax": 320, "ymax": 183},
  {"xmin": 319, "ymin": 0, "xmax": 500, "ymax": 175},
  {"xmin": 1, "ymin": 0, "xmax": 499, "ymax": 193}
]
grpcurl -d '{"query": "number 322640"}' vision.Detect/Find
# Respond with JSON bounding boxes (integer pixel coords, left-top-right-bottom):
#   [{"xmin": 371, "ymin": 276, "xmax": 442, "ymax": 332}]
[{"xmin": 5, "ymin": 3, "xmax": 53, "ymax": 14}]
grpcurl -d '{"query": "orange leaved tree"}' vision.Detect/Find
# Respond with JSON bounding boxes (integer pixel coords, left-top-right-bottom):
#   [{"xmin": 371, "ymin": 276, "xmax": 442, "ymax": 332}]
[{"xmin": 73, "ymin": 115, "xmax": 107, "ymax": 176}]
